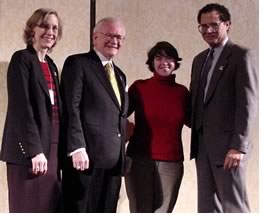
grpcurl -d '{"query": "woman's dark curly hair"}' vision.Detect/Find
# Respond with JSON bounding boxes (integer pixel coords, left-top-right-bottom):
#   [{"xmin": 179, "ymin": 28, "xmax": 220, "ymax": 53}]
[{"xmin": 146, "ymin": 41, "xmax": 182, "ymax": 72}]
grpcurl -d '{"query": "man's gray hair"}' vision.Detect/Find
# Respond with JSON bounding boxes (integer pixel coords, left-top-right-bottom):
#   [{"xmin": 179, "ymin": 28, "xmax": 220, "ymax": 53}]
[{"xmin": 93, "ymin": 17, "xmax": 125, "ymax": 35}]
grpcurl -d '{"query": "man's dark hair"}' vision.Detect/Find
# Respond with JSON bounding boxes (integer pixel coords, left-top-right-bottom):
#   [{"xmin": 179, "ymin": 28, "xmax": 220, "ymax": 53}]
[{"xmin": 197, "ymin": 3, "xmax": 231, "ymax": 24}]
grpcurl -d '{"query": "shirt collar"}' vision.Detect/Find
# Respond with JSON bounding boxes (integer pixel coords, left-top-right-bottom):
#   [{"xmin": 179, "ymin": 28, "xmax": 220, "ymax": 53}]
[
  {"xmin": 210, "ymin": 37, "xmax": 229, "ymax": 53},
  {"xmin": 94, "ymin": 48, "xmax": 112, "ymax": 66},
  {"xmin": 210, "ymin": 37, "xmax": 228, "ymax": 59}
]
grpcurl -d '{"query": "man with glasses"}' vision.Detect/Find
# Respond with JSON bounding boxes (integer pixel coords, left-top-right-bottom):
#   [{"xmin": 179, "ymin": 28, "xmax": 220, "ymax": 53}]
[
  {"xmin": 189, "ymin": 3, "xmax": 258, "ymax": 213},
  {"xmin": 60, "ymin": 17, "xmax": 128, "ymax": 213}
]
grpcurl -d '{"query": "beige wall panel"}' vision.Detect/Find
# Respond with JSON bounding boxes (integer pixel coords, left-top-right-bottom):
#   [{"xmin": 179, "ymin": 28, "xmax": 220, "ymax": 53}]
[
  {"xmin": 0, "ymin": 0, "xmax": 258, "ymax": 213},
  {"xmin": 0, "ymin": 0, "xmax": 90, "ymax": 69}
]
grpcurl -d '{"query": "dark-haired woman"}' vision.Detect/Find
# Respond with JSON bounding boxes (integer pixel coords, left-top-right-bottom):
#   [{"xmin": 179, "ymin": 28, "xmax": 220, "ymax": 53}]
[
  {"xmin": 125, "ymin": 41, "xmax": 190, "ymax": 213},
  {"xmin": 0, "ymin": 8, "xmax": 63, "ymax": 212}
]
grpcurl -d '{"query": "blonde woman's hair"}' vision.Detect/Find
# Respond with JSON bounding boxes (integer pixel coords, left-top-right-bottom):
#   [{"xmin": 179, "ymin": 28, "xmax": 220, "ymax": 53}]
[{"xmin": 23, "ymin": 8, "xmax": 63, "ymax": 50}]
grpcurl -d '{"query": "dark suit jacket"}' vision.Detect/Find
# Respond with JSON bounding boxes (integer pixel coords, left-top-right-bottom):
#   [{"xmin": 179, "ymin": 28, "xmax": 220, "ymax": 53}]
[
  {"xmin": 0, "ymin": 45, "xmax": 62, "ymax": 167},
  {"xmin": 190, "ymin": 40, "xmax": 258, "ymax": 164},
  {"xmin": 60, "ymin": 50, "xmax": 128, "ymax": 170}
]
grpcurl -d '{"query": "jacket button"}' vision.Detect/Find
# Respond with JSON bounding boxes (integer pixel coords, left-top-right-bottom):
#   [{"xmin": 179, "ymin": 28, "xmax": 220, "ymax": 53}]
[{"xmin": 117, "ymin": 133, "xmax": 121, "ymax": 137}]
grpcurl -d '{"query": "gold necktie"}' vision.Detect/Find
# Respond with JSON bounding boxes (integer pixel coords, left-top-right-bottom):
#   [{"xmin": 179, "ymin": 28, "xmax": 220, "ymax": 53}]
[{"xmin": 104, "ymin": 63, "xmax": 121, "ymax": 105}]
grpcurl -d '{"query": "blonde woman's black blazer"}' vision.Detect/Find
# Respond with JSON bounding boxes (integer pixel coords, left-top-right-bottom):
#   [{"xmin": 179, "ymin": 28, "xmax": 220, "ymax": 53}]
[{"xmin": 0, "ymin": 45, "xmax": 62, "ymax": 167}]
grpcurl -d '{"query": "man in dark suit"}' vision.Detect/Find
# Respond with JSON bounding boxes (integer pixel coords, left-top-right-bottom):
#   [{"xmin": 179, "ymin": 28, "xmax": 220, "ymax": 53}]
[
  {"xmin": 190, "ymin": 3, "xmax": 258, "ymax": 213},
  {"xmin": 60, "ymin": 17, "xmax": 128, "ymax": 213}
]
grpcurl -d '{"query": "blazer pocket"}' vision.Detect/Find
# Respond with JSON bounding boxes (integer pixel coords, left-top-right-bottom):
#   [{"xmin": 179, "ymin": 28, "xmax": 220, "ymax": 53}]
[
  {"xmin": 224, "ymin": 129, "xmax": 234, "ymax": 132},
  {"xmin": 83, "ymin": 124, "xmax": 101, "ymax": 135}
]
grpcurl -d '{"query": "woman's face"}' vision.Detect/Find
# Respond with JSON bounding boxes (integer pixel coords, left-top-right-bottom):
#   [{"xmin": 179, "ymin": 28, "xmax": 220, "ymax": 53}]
[
  {"xmin": 32, "ymin": 14, "xmax": 59, "ymax": 51},
  {"xmin": 153, "ymin": 54, "xmax": 176, "ymax": 77}
]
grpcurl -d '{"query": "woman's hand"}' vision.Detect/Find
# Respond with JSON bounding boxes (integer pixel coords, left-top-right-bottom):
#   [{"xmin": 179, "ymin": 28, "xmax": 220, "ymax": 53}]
[{"xmin": 31, "ymin": 153, "xmax": 48, "ymax": 175}]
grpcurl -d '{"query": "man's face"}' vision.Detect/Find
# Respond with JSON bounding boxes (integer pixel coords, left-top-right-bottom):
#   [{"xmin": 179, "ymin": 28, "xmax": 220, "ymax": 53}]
[
  {"xmin": 93, "ymin": 21, "xmax": 125, "ymax": 60},
  {"xmin": 199, "ymin": 11, "xmax": 230, "ymax": 47}
]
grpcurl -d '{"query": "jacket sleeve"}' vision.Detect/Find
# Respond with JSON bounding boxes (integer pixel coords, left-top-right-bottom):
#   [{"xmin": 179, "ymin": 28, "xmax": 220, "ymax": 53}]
[
  {"xmin": 7, "ymin": 51, "xmax": 43, "ymax": 158},
  {"xmin": 230, "ymin": 48, "xmax": 258, "ymax": 152},
  {"xmin": 60, "ymin": 56, "xmax": 86, "ymax": 153},
  {"xmin": 127, "ymin": 81, "xmax": 138, "ymax": 117}
]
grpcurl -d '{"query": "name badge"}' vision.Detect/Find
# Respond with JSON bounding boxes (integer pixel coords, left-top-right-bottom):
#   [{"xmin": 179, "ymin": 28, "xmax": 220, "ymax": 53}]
[{"xmin": 49, "ymin": 89, "xmax": 55, "ymax": 105}]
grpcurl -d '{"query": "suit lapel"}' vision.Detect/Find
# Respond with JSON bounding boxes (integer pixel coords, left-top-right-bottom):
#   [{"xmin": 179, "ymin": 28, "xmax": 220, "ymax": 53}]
[
  {"xmin": 47, "ymin": 59, "xmax": 63, "ymax": 113},
  {"xmin": 34, "ymin": 57, "xmax": 50, "ymax": 98},
  {"xmin": 205, "ymin": 41, "xmax": 233, "ymax": 104},
  {"xmin": 192, "ymin": 50, "xmax": 209, "ymax": 109},
  {"xmin": 89, "ymin": 51, "xmax": 122, "ymax": 110},
  {"xmin": 26, "ymin": 46, "xmax": 50, "ymax": 98},
  {"xmin": 27, "ymin": 46, "xmax": 59, "ymax": 109},
  {"xmin": 114, "ymin": 65, "xmax": 126, "ymax": 109}
]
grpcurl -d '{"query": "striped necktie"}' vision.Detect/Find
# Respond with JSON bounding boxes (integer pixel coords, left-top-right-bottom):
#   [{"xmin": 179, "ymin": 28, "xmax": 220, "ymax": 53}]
[{"xmin": 104, "ymin": 62, "xmax": 121, "ymax": 106}]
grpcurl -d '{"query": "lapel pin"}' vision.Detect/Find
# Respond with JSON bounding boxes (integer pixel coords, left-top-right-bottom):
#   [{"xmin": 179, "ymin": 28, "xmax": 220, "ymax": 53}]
[{"xmin": 219, "ymin": 66, "xmax": 224, "ymax": 71}]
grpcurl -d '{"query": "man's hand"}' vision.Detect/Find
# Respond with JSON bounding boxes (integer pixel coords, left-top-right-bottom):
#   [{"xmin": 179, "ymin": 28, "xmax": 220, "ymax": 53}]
[
  {"xmin": 72, "ymin": 150, "xmax": 89, "ymax": 171},
  {"xmin": 223, "ymin": 149, "xmax": 244, "ymax": 170},
  {"xmin": 31, "ymin": 153, "xmax": 48, "ymax": 175}
]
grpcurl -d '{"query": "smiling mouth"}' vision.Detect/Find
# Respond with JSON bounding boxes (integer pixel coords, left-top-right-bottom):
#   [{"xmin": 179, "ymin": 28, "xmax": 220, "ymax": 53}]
[
  {"xmin": 204, "ymin": 33, "xmax": 217, "ymax": 37},
  {"xmin": 43, "ymin": 36, "xmax": 55, "ymax": 40},
  {"xmin": 160, "ymin": 66, "xmax": 169, "ymax": 69},
  {"xmin": 107, "ymin": 46, "xmax": 118, "ymax": 49},
  {"xmin": 205, "ymin": 35, "xmax": 217, "ymax": 40}
]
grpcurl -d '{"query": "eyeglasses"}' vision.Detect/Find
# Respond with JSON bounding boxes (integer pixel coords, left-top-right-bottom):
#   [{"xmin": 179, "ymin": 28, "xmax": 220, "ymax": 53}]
[
  {"xmin": 37, "ymin": 23, "xmax": 58, "ymax": 32},
  {"xmin": 198, "ymin": 21, "xmax": 223, "ymax": 33},
  {"xmin": 97, "ymin": 32, "xmax": 125, "ymax": 42}
]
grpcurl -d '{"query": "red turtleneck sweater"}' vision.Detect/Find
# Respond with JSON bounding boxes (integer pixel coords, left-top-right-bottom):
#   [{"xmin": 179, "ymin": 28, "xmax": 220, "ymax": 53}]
[{"xmin": 127, "ymin": 73, "xmax": 190, "ymax": 161}]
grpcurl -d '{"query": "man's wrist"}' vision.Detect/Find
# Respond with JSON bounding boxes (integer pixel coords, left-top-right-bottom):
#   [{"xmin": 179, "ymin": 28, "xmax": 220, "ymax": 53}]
[{"xmin": 68, "ymin": 148, "xmax": 86, "ymax": 157}]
